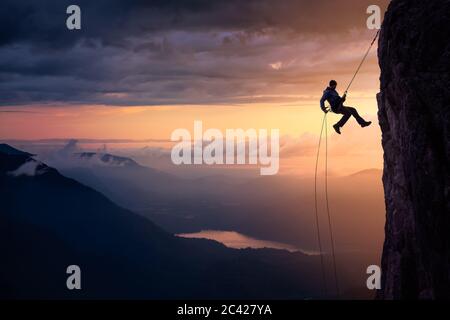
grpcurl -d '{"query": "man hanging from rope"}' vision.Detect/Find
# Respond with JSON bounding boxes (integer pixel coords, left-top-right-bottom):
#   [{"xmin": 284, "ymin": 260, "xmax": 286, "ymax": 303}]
[{"xmin": 320, "ymin": 80, "xmax": 372, "ymax": 134}]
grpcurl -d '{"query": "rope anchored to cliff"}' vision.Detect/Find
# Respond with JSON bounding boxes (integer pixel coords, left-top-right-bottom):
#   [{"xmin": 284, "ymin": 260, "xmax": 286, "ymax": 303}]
[{"xmin": 344, "ymin": 30, "xmax": 380, "ymax": 95}]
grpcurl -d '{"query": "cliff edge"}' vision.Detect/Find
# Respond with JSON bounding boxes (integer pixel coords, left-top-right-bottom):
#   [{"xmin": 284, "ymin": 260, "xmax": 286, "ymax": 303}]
[{"xmin": 377, "ymin": 0, "xmax": 450, "ymax": 299}]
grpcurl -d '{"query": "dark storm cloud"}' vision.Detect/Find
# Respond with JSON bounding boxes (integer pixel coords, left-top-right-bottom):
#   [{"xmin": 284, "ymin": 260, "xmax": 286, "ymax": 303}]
[
  {"xmin": 0, "ymin": 0, "xmax": 389, "ymax": 106},
  {"xmin": 1, "ymin": 0, "xmax": 387, "ymax": 46}
]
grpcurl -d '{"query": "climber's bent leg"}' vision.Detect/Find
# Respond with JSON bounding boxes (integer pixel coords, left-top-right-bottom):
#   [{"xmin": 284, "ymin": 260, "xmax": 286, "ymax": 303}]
[
  {"xmin": 334, "ymin": 107, "xmax": 351, "ymax": 128},
  {"xmin": 344, "ymin": 106, "xmax": 367, "ymax": 126},
  {"xmin": 334, "ymin": 106, "xmax": 369, "ymax": 128}
]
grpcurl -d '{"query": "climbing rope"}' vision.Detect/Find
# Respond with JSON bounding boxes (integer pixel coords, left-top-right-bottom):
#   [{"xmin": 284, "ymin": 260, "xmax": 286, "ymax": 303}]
[
  {"xmin": 314, "ymin": 112, "xmax": 339, "ymax": 298},
  {"xmin": 325, "ymin": 114, "xmax": 340, "ymax": 298},
  {"xmin": 313, "ymin": 29, "xmax": 380, "ymax": 298},
  {"xmin": 314, "ymin": 113, "xmax": 328, "ymax": 296},
  {"xmin": 344, "ymin": 30, "xmax": 380, "ymax": 95}
]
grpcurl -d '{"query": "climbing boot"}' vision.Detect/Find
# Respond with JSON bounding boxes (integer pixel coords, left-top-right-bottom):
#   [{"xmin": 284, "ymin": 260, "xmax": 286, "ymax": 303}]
[{"xmin": 333, "ymin": 124, "xmax": 341, "ymax": 134}]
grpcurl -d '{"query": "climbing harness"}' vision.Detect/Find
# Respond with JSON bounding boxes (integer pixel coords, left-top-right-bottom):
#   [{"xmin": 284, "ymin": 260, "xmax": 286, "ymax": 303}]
[{"xmin": 313, "ymin": 30, "xmax": 380, "ymax": 298}]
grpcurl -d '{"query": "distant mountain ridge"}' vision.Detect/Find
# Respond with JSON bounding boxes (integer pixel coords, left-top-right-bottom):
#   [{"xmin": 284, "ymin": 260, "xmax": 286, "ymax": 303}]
[
  {"xmin": 347, "ymin": 168, "xmax": 382, "ymax": 177},
  {"xmin": 73, "ymin": 152, "xmax": 140, "ymax": 167},
  {"xmin": 0, "ymin": 143, "xmax": 34, "ymax": 157},
  {"xmin": 0, "ymin": 144, "xmax": 324, "ymax": 299}
]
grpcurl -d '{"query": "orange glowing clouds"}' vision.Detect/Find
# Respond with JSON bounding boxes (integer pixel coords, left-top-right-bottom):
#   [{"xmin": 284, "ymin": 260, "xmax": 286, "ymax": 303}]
[
  {"xmin": 0, "ymin": 32, "xmax": 383, "ymax": 177},
  {"xmin": 0, "ymin": 95, "xmax": 382, "ymax": 177}
]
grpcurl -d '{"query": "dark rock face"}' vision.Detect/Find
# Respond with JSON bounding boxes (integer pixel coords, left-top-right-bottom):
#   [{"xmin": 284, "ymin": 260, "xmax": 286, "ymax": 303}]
[{"xmin": 377, "ymin": 0, "xmax": 450, "ymax": 299}]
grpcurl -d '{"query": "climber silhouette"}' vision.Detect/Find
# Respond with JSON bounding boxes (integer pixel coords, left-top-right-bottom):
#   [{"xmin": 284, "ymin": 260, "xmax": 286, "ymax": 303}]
[{"xmin": 320, "ymin": 80, "xmax": 372, "ymax": 134}]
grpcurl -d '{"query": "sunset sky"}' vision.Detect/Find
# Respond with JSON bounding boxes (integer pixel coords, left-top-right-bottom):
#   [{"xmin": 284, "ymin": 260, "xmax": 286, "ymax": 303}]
[{"xmin": 0, "ymin": 0, "xmax": 390, "ymax": 176}]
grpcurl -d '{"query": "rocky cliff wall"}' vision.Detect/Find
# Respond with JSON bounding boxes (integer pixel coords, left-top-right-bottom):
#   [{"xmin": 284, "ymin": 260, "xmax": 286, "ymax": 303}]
[{"xmin": 377, "ymin": 0, "xmax": 450, "ymax": 299}]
